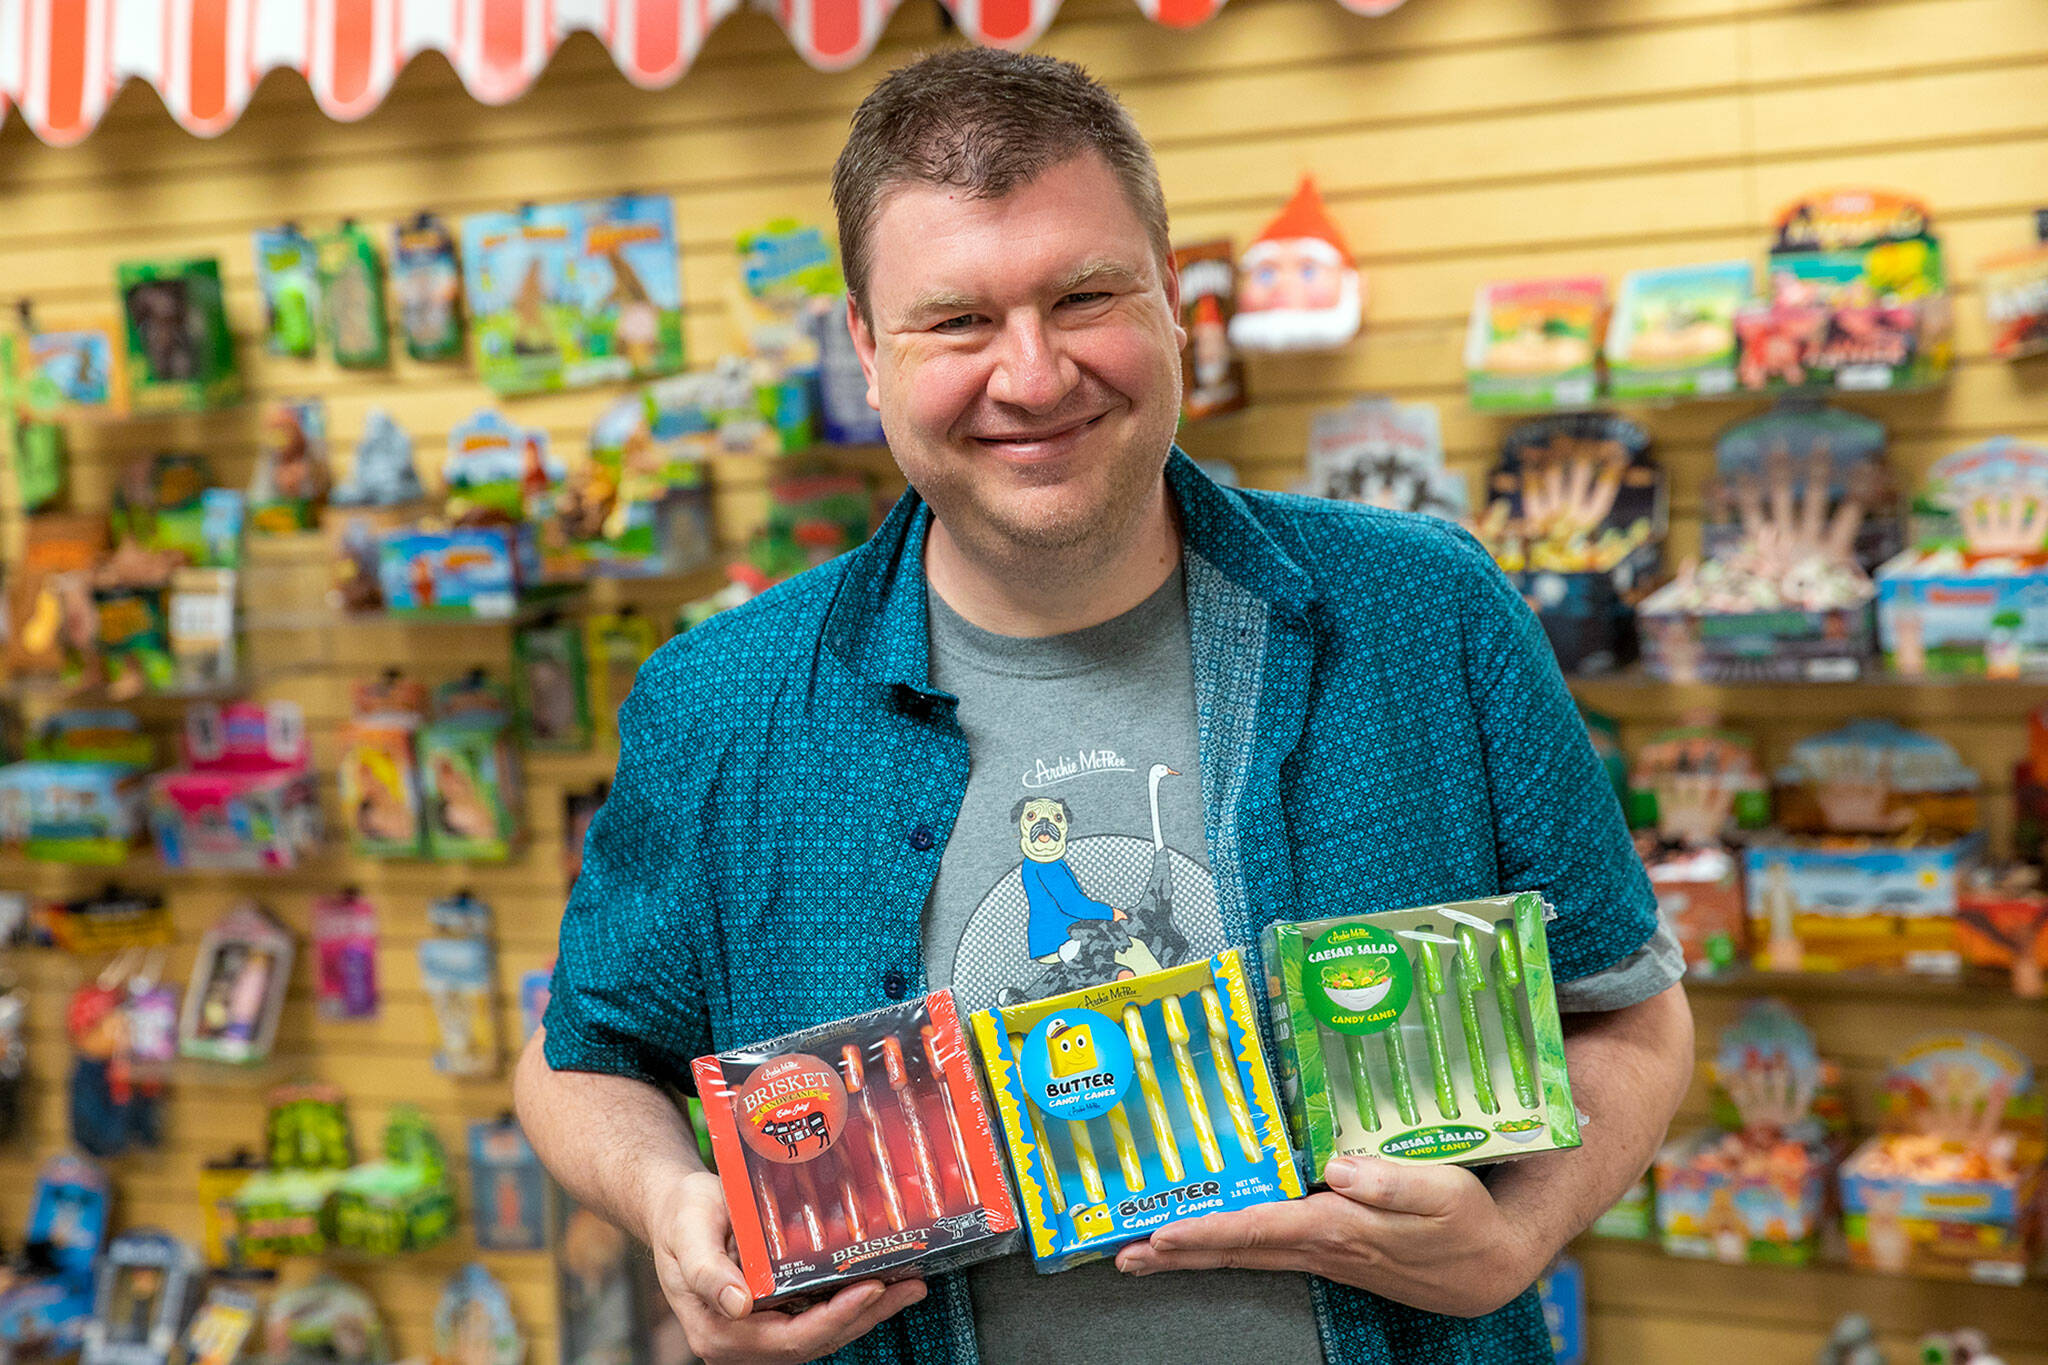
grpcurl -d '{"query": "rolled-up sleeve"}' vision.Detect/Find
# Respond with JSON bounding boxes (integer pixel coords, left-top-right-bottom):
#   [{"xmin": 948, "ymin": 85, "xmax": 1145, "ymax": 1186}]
[
  {"xmin": 543, "ymin": 661, "xmax": 711, "ymax": 1089},
  {"xmin": 1456, "ymin": 541, "xmax": 1666, "ymax": 992}
]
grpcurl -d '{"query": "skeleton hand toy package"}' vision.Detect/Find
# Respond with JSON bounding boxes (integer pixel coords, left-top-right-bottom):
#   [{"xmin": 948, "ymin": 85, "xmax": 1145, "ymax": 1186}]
[{"xmin": 693, "ymin": 991, "xmax": 1017, "ymax": 1307}]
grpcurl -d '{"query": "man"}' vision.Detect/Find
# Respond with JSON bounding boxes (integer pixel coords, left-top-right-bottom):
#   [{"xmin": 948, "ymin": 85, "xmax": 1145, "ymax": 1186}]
[{"xmin": 516, "ymin": 48, "xmax": 1693, "ymax": 1365}]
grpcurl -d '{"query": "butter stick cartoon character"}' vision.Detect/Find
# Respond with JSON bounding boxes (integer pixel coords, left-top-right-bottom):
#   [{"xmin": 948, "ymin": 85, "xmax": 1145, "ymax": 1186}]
[{"xmin": 1047, "ymin": 1018, "xmax": 1098, "ymax": 1078}]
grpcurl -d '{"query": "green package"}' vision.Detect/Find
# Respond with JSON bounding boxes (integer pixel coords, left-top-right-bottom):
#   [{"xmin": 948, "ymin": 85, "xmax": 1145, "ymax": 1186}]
[
  {"xmin": 320, "ymin": 220, "xmax": 391, "ymax": 369},
  {"xmin": 117, "ymin": 257, "xmax": 241, "ymax": 411},
  {"xmin": 1261, "ymin": 892, "xmax": 1580, "ymax": 1177},
  {"xmin": 512, "ymin": 618, "xmax": 594, "ymax": 751}
]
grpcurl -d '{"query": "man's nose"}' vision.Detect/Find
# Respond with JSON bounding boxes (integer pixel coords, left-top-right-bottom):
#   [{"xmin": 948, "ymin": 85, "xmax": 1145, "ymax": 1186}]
[{"xmin": 985, "ymin": 312, "xmax": 1079, "ymax": 412}]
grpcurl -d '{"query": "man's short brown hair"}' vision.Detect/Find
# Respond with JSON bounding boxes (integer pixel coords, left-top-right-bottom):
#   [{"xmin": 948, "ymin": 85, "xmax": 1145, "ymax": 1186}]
[{"xmin": 830, "ymin": 48, "xmax": 1171, "ymax": 322}]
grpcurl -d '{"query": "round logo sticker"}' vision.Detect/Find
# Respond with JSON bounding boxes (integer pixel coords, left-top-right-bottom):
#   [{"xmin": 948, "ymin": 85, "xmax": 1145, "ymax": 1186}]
[
  {"xmin": 1021, "ymin": 1008, "xmax": 1134, "ymax": 1120},
  {"xmin": 734, "ymin": 1053, "xmax": 848, "ymax": 1164},
  {"xmin": 1304, "ymin": 923, "xmax": 1412, "ymax": 1035}
]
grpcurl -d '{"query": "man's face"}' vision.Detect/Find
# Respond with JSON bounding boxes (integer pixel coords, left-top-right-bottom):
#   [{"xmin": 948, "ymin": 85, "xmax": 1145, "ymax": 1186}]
[
  {"xmin": 1018, "ymin": 799, "xmax": 1070, "ymax": 862},
  {"xmin": 849, "ymin": 152, "xmax": 1185, "ymax": 561}
]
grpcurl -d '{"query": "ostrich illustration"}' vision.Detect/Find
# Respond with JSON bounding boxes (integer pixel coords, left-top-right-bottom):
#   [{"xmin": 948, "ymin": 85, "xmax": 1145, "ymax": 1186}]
[{"xmin": 1131, "ymin": 763, "xmax": 1191, "ymax": 965}]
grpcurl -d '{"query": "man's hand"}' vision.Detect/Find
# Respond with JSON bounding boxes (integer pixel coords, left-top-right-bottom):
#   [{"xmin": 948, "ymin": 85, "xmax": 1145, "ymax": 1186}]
[
  {"xmin": 1113, "ymin": 1157, "xmax": 1542, "ymax": 1320},
  {"xmin": 650, "ymin": 1168, "xmax": 926, "ymax": 1364}
]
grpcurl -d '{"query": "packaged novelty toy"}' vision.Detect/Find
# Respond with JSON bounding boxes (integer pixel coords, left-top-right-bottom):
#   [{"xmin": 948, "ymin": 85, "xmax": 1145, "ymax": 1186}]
[
  {"xmin": 319, "ymin": 221, "xmax": 390, "ymax": 369},
  {"xmin": 0, "ymin": 709, "xmax": 152, "ymax": 863},
  {"xmin": 697, "ymin": 992, "xmax": 1017, "ymax": 1304},
  {"xmin": 116, "ymin": 258, "xmax": 240, "ymax": 412},
  {"xmin": 247, "ymin": 400, "xmax": 331, "ymax": 534},
  {"xmin": 1980, "ymin": 244, "xmax": 2048, "ymax": 361},
  {"xmin": 1173, "ymin": 240, "xmax": 1247, "ymax": 419},
  {"xmin": 331, "ymin": 410, "xmax": 426, "ymax": 509},
  {"xmin": 512, "ymin": 619, "xmax": 593, "ymax": 751},
  {"xmin": 421, "ymin": 891, "xmax": 504, "ymax": 1077},
  {"xmin": 1628, "ymin": 726, "xmax": 1768, "ymax": 976},
  {"xmin": 1473, "ymin": 412, "xmax": 1663, "ymax": 675},
  {"xmin": 1228, "ymin": 178, "xmax": 1362, "ymax": 354},
  {"xmin": 1738, "ymin": 190, "xmax": 1951, "ymax": 394},
  {"xmin": 1262, "ymin": 895, "xmax": 1579, "ymax": 1181},
  {"xmin": 338, "ymin": 675, "xmax": 428, "ymax": 857},
  {"xmin": 1654, "ymin": 1001, "xmax": 1841, "ymax": 1265},
  {"xmin": 236, "ymin": 1084, "xmax": 353, "ymax": 1259},
  {"xmin": 180, "ymin": 1287, "xmax": 261, "ymax": 1365},
  {"xmin": 974, "ymin": 951, "xmax": 1298, "ymax": 1271},
  {"xmin": 313, "ymin": 890, "xmax": 380, "ymax": 1020},
  {"xmin": 419, "ymin": 675, "xmax": 521, "ymax": 862},
  {"xmin": 393, "ymin": 213, "xmax": 464, "ymax": 361},
  {"xmin": 168, "ymin": 566, "xmax": 238, "ymax": 691},
  {"xmin": 196, "ymin": 1153, "xmax": 274, "ymax": 1274},
  {"xmin": 149, "ymin": 702, "xmax": 321, "ymax": 870},
  {"xmin": 330, "ymin": 1106, "xmax": 457, "ymax": 1256},
  {"xmin": 1838, "ymin": 1032, "xmax": 2044, "ymax": 1283},
  {"xmin": 585, "ymin": 609, "xmax": 657, "ymax": 727},
  {"xmin": 178, "ymin": 903, "xmax": 293, "ymax": 1065},
  {"xmin": 444, "ymin": 410, "xmax": 562, "ymax": 523},
  {"xmin": 82, "ymin": 1230, "xmax": 202, "ymax": 1365},
  {"xmin": 432, "ymin": 1265, "xmax": 521, "ymax": 1365},
  {"xmin": 546, "ymin": 389, "xmax": 713, "ymax": 580},
  {"xmin": 1464, "ymin": 277, "xmax": 1605, "ymax": 411},
  {"xmin": 4, "ymin": 512, "xmax": 106, "ymax": 680},
  {"xmin": 1640, "ymin": 404, "xmax": 1896, "ymax": 682},
  {"xmin": 0, "ymin": 1155, "xmax": 110, "ymax": 1357},
  {"xmin": 1298, "ymin": 398, "xmax": 1462, "ymax": 519},
  {"xmin": 469, "ymin": 1116, "xmax": 549, "ymax": 1252},
  {"xmin": 1958, "ymin": 866, "xmax": 2048, "ymax": 998},
  {"xmin": 1605, "ymin": 261, "xmax": 1752, "ymax": 400},
  {"xmin": 262, "ymin": 1277, "xmax": 388, "ymax": 1365},
  {"xmin": 252, "ymin": 227, "xmax": 321, "ymax": 359},
  {"xmin": 1876, "ymin": 438, "xmax": 2048, "ymax": 678},
  {"xmin": 1747, "ymin": 720, "xmax": 1980, "ymax": 974},
  {"xmin": 376, "ymin": 526, "xmax": 536, "ymax": 619},
  {"xmin": 17, "ymin": 318, "xmax": 126, "ymax": 415}
]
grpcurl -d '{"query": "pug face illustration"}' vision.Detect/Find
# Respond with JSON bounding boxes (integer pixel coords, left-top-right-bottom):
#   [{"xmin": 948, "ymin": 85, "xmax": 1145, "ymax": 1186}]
[{"xmin": 1014, "ymin": 796, "xmax": 1073, "ymax": 864}]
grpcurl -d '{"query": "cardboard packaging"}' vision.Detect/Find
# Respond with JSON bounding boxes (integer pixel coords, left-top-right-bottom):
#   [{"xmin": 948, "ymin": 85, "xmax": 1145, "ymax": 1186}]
[
  {"xmin": 974, "ymin": 950, "xmax": 1302, "ymax": 1271},
  {"xmin": 1263, "ymin": 894, "xmax": 1580, "ymax": 1181},
  {"xmin": 694, "ymin": 992, "xmax": 1017, "ymax": 1307},
  {"xmin": 149, "ymin": 703, "xmax": 321, "ymax": 870}
]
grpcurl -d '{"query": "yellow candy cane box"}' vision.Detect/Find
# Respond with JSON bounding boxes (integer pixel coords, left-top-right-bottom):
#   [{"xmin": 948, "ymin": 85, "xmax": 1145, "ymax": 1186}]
[{"xmin": 971, "ymin": 949, "xmax": 1303, "ymax": 1272}]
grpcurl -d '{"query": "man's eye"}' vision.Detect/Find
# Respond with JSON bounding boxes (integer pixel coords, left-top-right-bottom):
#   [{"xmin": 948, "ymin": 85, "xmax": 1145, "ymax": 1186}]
[
  {"xmin": 1062, "ymin": 292, "xmax": 1111, "ymax": 307},
  {"xmin": 933, "ymin": 314, "xmax": 980, "ymax": 333}
]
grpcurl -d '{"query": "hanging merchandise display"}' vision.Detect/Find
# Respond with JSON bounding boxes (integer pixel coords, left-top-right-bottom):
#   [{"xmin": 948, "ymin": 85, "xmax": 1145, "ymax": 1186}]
[
  {"xmin": 81, "ymin": 1229, "xmax": 202, "ymax": 1365},
  {"xmin": 320, "ymin": 221, "xmax": 391, "ymax": 369},
  {"xmin": 444, "ymin": 410, "xmax": 563, "ymax": 524},
  {"xmin": 1653, "ymin": 1001, "xmax": 1845, "ymax": 1265},
  {"xmin": 68, "ymin": 960, "xmax": 164, "ymax": 1158},
  {"xmin": 392, "ymin": 213, "xmax": 465, "ymax": 361},
  {"xmin": 1738, "ymin": 190, "xmax": 1950, "ymax": 394},
  {"xmin": 1748, "ymin": 720, "xmax": 1980, "ymax": 975},
  {"xmin": 3, "ymin": 513, "xmax": 106, "ymax": 682},
  {"xmin": 247, "ymin": 400, "xmax": 332, "ymax": 535},
  {"xmin": 237, "ymin": 1084, "xmax": 353, "ymax": 1259},
  {"xmin": 512, "ymin": 617, "xmax": 594, "ymax": 752},
  {"xmin": 179, "ymin": 1287, "xmax": 261, "ymax": 1365},
  {"xmin": 252, "ymin": 226, "xmax": 322, "ymax": 359},
  {"xmin": 1475, "ymin": 412, "xmax": 1664, "ymax": 676},
  {"xmin": 433, "ymin": 1266, "xmax": 523, "ymax": 1365},
  {"xmin": 330, "ymin": 1107, "xmax": 457, "ymax": 1256},
  {"xmin": 38, "ymin": 884, "xmax": 171, "ymax": 956},
  {"xmin": 1626, "ymin": 725, "xmax": 1769, "ymax": 977},
  {"xmin": 697, "ymin": 992, "xmax": 1017, "ymax": 1305},
  {"xmin": 149, "ymin": 702, "xmax": 322, "ymax": 871},
  {"xmin": 1, "ymin": 327, "xmax": 71, "ymax": 512},
  {"xmin": 0, "ymin": 1153, "xmax": 110, "ymax": 1359},
  {"xmin": 974, "ymin": 953, "xmax": 1299, "ymax": 1271},
  {"xmin": 420, "ymin": 891, "xmax": 504, "ymax": 1078},
  {"xmin": 261, "ymin": 1278, "xmax": 388, "ymax": 1365},
  {"xmin": 1262, "ymin": 894, "xmax": 1579, "ymax": 1179},
  {"xmin": 469, "ymin": 1117, "xmax": 549, "ymax": 1253},
  {"xmin": 332, "ymin": 411, "xmax": 426, "ymax": 509},
  {"xmin": 1465, "ymin": 277, "xmax": 1605, "ymax": 411},
  {"xmin": 1298, "ymin": 398, "xmax": 1460, "ymax": 518},
  {"xmin": 116, "ymin": 258, "xmax": 240, "ymax": 412},
  {"xmin": 1228, "ymin": 177, "xmax": 1361, "ymax": 353},
  {"xmin": 548, "ymin": 388, "xmax": 713, "ymax": 579},
  {"xmin": 733, "ymin": 218, "xmax": 828, "ymax": 451},
  {"xmin": 1639, "ymin": 404, "xmax": 1897, "ymax": 682},
  {"xmin": 1603, "ymin": 261, "xmax": 1752, "ymax": 400},
  {"xmin": 462, "ymin": 196, "xmax": 684, "ymax": 396},
  {"xmin": 337, "ymin": 675, "xmax": 429, "ymax": 857},
  {"xmin": 13, "ymin": 316, "xmax": 126, "ymax": 413},
  {"xmin": 1838, "ymin": 1033, "xmax": 2043, "ymax": 1283},
  {"xmin": 1875, "ymin": 438, "xmax": 2048, "ymax": 678},
  {"xmin": 311, "ymin": 889, "xmax": 380, "ymax": 1021},
  {"xmin": 0, "ymin": 710, "xmax": 154, "ymax": 864},
  {"xmin": 1981, "ymin": 236, "xmax": 2048, "ymax": 361},
  {"xmin": 178, "ymin": 903, "xmax": 294, "ymax": 1064},
  {"xmin": 1173, "ymin": 240, "xmax": 1248, "ymax": 420},
  {"xmin": 419, "ymin": 675, "xmax": 522, "ymax": 862},
  {"xmin": 196, "ymin": 1151, "xmax": 274, "ymax": 1275}
]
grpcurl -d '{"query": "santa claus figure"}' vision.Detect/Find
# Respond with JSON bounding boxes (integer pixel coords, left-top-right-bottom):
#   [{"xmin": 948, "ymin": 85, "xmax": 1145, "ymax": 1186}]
[{"xmin": 1229, "ymin": 176, "xmax": 1363, "ymax": 353}]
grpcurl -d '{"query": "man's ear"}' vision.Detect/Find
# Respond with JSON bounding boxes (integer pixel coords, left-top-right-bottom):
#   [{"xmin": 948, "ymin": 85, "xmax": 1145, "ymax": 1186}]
[
  {"xmin": 1163, "ymin": 252, "xmax": 1187, "ymax": 355},
  {"xmin": 845, "ymin": 292, "xmax": 882, "ymax": 414}
]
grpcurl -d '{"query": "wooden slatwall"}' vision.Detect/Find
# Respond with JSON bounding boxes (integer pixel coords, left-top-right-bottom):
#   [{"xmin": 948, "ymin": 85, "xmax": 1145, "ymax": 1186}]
[{"xmin": 2, "ymin": 0, "xmax": 2047, "ymax": 1360}]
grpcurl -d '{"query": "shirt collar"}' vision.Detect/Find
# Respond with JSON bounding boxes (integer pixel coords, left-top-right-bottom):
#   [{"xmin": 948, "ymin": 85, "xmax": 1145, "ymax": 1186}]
[{"xmin": 822, "ymin": 446, "xmax": 1320, "ymax": 692}]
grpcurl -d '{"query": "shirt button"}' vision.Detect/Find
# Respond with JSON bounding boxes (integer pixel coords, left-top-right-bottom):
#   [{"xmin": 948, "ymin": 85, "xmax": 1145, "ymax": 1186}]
[
  {"xmin": 909, "ymin": 824, "xmax": 934, "ymax": 851},
  {"xmin": 882, "ymin": 969, "xmax": 908, "ymax": 1000}
]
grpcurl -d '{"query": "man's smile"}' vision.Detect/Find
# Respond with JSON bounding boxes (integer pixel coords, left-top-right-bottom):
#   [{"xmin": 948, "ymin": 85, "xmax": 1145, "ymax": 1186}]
[{"xmin": 967, "ymin": 413, "xmax": 1107, "ymax": 461}]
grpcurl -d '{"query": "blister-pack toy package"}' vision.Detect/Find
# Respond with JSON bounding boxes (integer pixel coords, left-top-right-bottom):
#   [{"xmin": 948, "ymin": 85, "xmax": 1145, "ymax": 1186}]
[
  {"xmin": 1261, "ymin": 893, "xmax": 1580, "ymax": 1180},
  {"xmin": 972, "ymin": 950, "xmax": 1302, "ymax": 1272},
  {"xmin": 693, "ymin": 992, "xmax": 1017, "ymax": 1307}
]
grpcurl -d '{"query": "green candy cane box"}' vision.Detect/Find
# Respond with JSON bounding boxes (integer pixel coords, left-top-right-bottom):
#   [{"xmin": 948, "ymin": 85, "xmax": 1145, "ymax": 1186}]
[{"xmin": 1261, "ymin": 893, "xmax": 1580, "ymax": 1178}]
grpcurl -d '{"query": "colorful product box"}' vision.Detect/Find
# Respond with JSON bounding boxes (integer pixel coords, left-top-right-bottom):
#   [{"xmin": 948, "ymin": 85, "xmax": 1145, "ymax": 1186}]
[
  {"xmin": 1643, "ymin": 846, "xmax": 1747, "ymax": 977},
  {"xmin": 376, "ymin": 525, "xmax": 538, "ymax": 619},
  {"xmin": 1838, "ymin": 1033, "xmax": 2044, "ymax": 1284},
  {"xmin": 972, "ymin": 950, "xmax": 1302, "ymax": 1271},
  {"xmin": 1262, "ymin": 894, "xmax": 1579, "ymax": 1181},
  {"xmin": 1604, "ymin": 261, "xmax": 1751, "ymax": 400},
  {"xmin": 0, "ymin": 762, "xmax": 147, "ymax": 863},
  {"xmin": 1877, "ymin": 557, "xmax": 2048, "ymax": 677},
  {"xmin": 694, "ymin": 992, "xmax": 1017, "ymax": 1307},
  {"xmin": 149, "ymin": 703, "xmax": 321, "ymax": 870},
  {"xmin": 1744, "ymin": 839, "xmax": 1973, "ymax": 975},
  {"xmin": 1464, "ymin": 277, "xmax": 1606, "ymax": 411},
  {"xmin": 1639, "ymin": 602, "xmax": 1875, "ymax": 684},
  {"xmin": 418, "ymin": 677, "xmax": 521, "ymax": 862}
]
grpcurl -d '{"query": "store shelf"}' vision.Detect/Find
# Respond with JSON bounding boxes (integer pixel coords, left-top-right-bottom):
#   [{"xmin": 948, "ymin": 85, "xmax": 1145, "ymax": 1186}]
[
  {"xmin": 1577, "ymin": 1233, "xmax": 2047, "ymax": 1294},
  {"xmin": 1683, "ymin": 966, "xmax": 2042, "ymax": 1003},
  {"xmin": 1566, "ymin": 669, "xmax": 2048, "ymax": 721}
]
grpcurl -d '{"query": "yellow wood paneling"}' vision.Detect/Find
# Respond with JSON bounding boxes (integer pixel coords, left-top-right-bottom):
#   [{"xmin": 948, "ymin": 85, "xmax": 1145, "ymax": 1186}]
[{"xmin": 4, "ymin": 0, "xmax": 2048, "ymax": 1361}]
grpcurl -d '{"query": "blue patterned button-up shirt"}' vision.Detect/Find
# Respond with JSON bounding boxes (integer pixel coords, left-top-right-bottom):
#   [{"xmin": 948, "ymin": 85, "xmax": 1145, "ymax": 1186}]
[{"xmin": 545, "ymin": 450, "xmax": 1658, "ymax": 1365}]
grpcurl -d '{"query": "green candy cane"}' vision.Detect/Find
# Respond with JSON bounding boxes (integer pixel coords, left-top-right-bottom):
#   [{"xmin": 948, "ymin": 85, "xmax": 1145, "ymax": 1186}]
[
  {"xmin": 1493, "ymin": 919, "xmax": 1540, "ymax": 1108},
  {"xmin": 1342, "ymin": 1032, "xmax": 1381, "ymax": 1134},
  {"xmin": 1454, "ymin": 924, "xmax": 1500, "ymax": 1115},
  {"xmin": 1407, "ymin": 932, "xmax": 1461, "ymax": 1120}
]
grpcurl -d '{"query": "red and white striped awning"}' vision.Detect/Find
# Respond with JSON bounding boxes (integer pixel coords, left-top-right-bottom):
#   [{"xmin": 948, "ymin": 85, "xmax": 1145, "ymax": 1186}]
[{"xmin": 0, "ymin": 0, "xmax": 1406, "ymax": 147}]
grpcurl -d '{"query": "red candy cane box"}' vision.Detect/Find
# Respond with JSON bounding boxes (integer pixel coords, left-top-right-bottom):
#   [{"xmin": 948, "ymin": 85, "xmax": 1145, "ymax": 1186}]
[{"xmin": 692, "ymin": 992, "xmax": 1018, "ymax": 1308}]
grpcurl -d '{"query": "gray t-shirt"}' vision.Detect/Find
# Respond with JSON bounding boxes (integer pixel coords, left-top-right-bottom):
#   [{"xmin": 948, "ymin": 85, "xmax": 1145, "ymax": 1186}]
[{"xmin": 923, "ymin": 569, "xmax": 1326, "ymax": 1365}]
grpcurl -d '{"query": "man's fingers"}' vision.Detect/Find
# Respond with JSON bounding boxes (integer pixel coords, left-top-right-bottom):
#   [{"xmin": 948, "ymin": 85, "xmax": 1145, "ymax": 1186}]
[
  {"xmin": 1140, "ymin": 1202, "xmax": 1329, "ymax": 1260},
  {"xmin": 1116, "ymin": 1241, "xmax": 1301, "ymax": 1276},
  {"xmin": 679, "ymin": 1279, "xmax": 926, "ymax": 1364},
  {"xmin": 666, "ymin": 1179, "xmax": 750, "ymax": 1320},
  {"xmin": 1324, "ymin": 1155, "xmax": 1475, "ymax": 1217}
]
